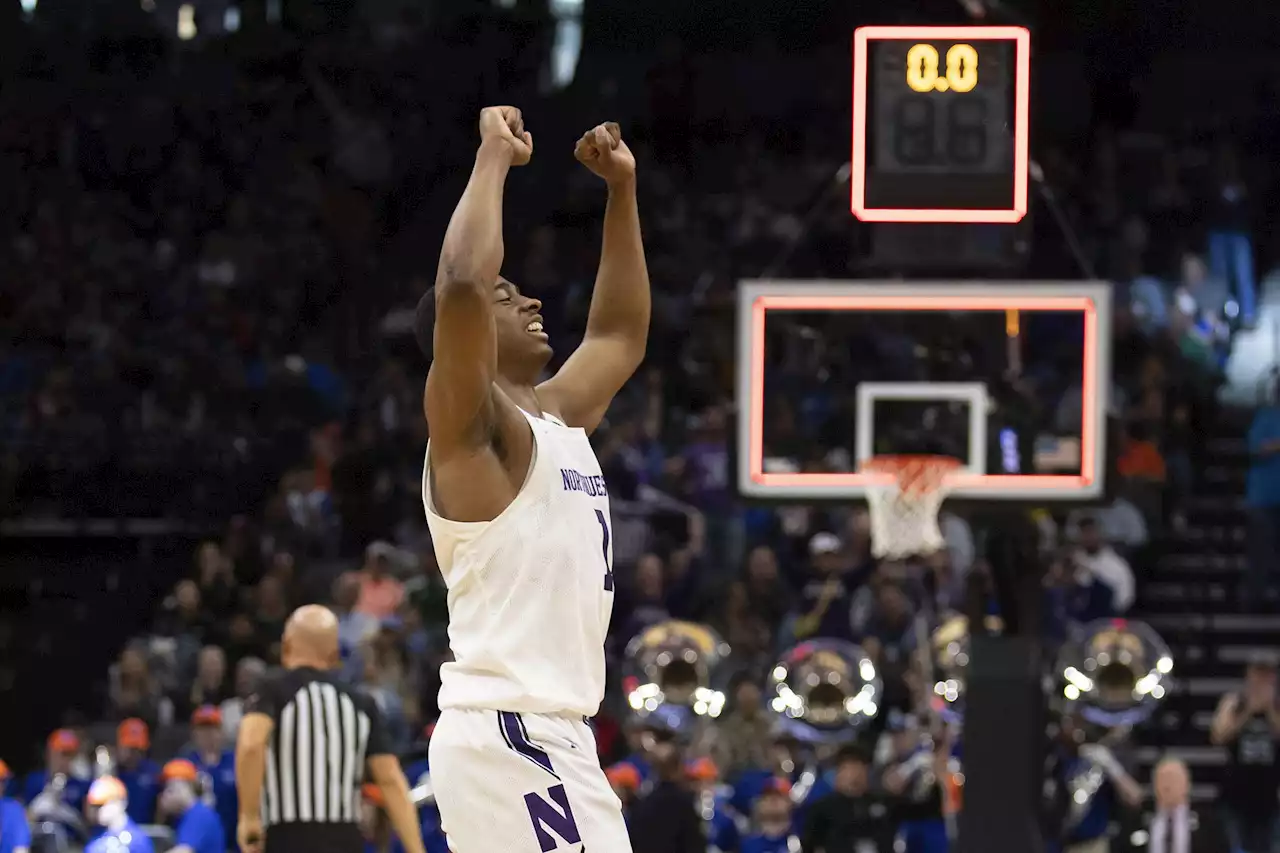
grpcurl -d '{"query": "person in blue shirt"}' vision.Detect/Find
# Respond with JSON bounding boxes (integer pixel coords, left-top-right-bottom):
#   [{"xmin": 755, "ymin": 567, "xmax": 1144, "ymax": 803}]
[
  {"xmin": 22, "ymin": 729, "xmax": 91, "ymax": 842},
  {"xmin": 157, "ymin": 760, "xmax": 225, "ymax": 853},
  {"xmin": 1044, "ymin": 715, "xmax": 1143, "ymax": 853},
  {"xmin": 359, "ymin": 776, "xmax": 448, "ymax": 853},
  {"xmin": 881, "ymin": 723, "xmax": 953, "ymax": 853},
  {"xmin": 604, "ymin": 763, "xmax": 641, "ymax": 823},
  {"xmin": 731, "ymin": 732, "xmax": 830, "ymax": 830},
  {"xmin": 181, "ymin": 705, "xmax": 238, "ymax": 846},
  {"xmin": 398, "ymin": 758, "xmax": 448, "ymax": 853},
  {"xmin": 686, "ymin": 757, "xmax": 744, "ymax": 853},
  {"xmin": 1245, "ymin": 394, "xmax": 1280, "ymax": 609},
  {"xmin": 0, "ymin": 760, "xmax": 31, "ymax": 853},
  {"xmin": 84, "ymin": 776, "xmax": 155, "ymax": 853},
  {"xmin": 115, "ymin": 718, "xmax": 161, "ymax": 825},
  {"xmin": 740, "ymin": 779, "xmax": 796, "ymax": 853}
]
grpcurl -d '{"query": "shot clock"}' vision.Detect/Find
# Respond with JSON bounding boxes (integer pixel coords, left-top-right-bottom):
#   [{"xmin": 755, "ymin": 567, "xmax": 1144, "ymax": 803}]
[{"xmin": 851, "ymin": 26, "xmax": 1031, "ymax": 223}]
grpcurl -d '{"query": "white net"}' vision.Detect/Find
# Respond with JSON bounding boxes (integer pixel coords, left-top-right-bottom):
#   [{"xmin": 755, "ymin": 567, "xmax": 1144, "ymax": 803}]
[{"xmin": 862, "ymin": 455, "xmax": 962, "ymax": 559}]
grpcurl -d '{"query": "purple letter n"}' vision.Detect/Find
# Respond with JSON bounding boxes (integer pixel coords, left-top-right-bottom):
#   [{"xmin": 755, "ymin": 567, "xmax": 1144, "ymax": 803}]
[{"xmin": 523, "ymin": 783, "xmax": 582, "ymax": 851}]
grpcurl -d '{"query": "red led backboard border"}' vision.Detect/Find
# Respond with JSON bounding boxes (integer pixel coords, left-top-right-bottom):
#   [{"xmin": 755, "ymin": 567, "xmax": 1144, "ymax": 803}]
[
  {"xmin": 734, "ymin": 282, "xmax": 1113, "ymax": 502},
  {"xmin": 851, "ymin": 25, "xmax": 1032, "ymax": 224}
]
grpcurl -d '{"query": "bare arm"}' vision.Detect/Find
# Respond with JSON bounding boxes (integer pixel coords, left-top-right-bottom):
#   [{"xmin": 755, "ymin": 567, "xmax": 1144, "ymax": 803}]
[
  {"xmin": 367, "ymin": 755, "xmax": 427, "ymax": 853},
  {"xmin": 425, "ymin": 108, "xmax": 530, "ymax": 453},
  {"xmin": 234, "ymin": 712, "xmax": 273, "ymax": 848},
  {"xmin": 539, "ymin": 124, "xmax": 649, "ymax": 432},
  {"xmin": 1111, "ymin": 768, "xmax": 1143, "ymax": 808},
  {"xmin": 1210, "ymin": 693, "xmax": 1244, "ymax": 745}
]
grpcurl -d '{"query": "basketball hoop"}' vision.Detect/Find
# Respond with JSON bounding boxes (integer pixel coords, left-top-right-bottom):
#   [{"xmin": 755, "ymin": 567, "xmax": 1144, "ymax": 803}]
[{"xmin": 861, "ymin": 455, "xmax": 964, "ymax": 559}]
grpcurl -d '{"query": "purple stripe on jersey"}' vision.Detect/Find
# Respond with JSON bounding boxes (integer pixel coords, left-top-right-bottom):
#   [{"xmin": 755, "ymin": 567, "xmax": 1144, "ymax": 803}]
[{"xmin": 499, "ymin": 711, "xmax": 557, "ymax": 778}]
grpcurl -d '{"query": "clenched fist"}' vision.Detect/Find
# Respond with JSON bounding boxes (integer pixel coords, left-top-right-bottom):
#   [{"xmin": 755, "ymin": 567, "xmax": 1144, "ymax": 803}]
[
  {"xmin": 479, "ymin": 106, "xmax": 533, "ymax": 165},
  {"xmin": 574, "ymin": 122, "xmax": 635, "ymax": 185}
]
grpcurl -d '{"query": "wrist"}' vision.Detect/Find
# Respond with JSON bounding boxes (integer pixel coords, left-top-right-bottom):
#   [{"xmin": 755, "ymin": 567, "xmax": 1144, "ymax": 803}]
[
  {"xmin": 606, "ymin": 174, "xmax": 637, "ymax": 193},
  {"xmin": 477, "ymin": 137, "xmax": 515, "ymax": 166}
]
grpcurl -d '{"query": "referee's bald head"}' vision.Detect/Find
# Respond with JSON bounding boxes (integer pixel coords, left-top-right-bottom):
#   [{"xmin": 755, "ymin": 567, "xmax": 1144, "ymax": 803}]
[{"xmin": 281, "ymin": 605, "xmax": 341, "ymax": 671}]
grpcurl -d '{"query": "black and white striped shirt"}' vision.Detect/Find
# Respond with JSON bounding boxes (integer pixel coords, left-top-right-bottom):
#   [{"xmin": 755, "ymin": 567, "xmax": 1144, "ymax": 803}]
[{"xmin": 244, "ymin": 667, "xmax": 391, "ymax": 852}]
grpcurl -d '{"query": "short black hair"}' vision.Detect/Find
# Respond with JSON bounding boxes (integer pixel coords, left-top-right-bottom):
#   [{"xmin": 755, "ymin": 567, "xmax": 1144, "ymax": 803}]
[
  {"xmin": 834, "ymin": 744, "xmax": 870, "ymax": 768},
  {"xmin": 414, "ymin": 288, "xmax": 436, "ymax": 361}
]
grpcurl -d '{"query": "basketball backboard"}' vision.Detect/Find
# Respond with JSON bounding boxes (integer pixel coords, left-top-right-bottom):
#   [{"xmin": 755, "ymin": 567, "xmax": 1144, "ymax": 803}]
[{"xmin": 735, "ymin": 281, "xmax": 1112, "ymax": 502}]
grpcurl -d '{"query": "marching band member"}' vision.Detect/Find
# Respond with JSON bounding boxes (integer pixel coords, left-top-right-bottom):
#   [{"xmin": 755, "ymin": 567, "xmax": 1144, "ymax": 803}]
[
  {"xmin": 23, "ymin": 729, "xmax": 91, "ymax": 842},
  {"xmin": 0, "ymin": 761, "xmax": 31, "ymax": 853},
  {"xmin": 84, "ymin": 775, "xmax": 154, "ymax": 853}
]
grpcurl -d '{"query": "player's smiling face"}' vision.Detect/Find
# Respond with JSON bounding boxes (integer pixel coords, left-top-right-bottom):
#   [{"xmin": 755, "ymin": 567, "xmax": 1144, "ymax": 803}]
[{"xmin": 494, "ymin": 277, "xmax": 553, "ymax": 368}]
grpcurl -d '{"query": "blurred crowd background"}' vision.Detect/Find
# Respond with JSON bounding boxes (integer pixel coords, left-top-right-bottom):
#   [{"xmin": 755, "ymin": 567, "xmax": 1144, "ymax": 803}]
[{"xmin": 6, "ymin": 0, "xmax": 1280, "ymax": 851}]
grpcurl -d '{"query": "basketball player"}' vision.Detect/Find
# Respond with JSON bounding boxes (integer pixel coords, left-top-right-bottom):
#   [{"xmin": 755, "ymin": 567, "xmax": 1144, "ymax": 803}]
[{"xmin": 413, "ymin": 106, "xmax": 649, "ymax": 852}]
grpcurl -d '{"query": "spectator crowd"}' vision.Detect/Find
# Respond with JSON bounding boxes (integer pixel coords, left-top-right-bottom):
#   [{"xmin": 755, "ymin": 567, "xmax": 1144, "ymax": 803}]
[{"xmin": 5, "ymin": 3, "xmax": 1280, "ymax": 853}]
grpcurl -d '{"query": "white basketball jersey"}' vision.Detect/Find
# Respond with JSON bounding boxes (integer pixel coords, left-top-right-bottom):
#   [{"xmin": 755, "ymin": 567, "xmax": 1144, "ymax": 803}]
[{"xmin": 422, "ymin": 409, "xmax": 615, "ymax": 717}]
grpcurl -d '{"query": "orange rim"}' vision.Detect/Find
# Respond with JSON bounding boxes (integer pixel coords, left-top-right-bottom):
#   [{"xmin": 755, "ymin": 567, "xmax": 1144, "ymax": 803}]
[{"xmin": 860, "ymin": 455, "xmax": 964, "ymax": 496}]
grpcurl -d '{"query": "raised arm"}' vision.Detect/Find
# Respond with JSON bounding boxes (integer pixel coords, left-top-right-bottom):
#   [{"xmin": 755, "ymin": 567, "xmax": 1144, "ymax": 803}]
[
  {"xmin": 425, "ymin": 107, "xmax": 532, "ymax": 452},
  {"xmin": 538, "ymin": 122, "xmax": 650, "ymax": 432}
]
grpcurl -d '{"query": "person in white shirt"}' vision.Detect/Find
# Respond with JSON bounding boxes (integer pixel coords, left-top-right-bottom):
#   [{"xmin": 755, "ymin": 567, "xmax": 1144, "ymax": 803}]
[
  {"xmin": 217, "ymin": 657, "xmax": 266, "ymax": 739},
  {"xmin": 1073, "ymin": 517, "xmax": 1135, "ymax": 613},
  {"xmin": 1146, "ymin": 757, "xmax": 1229, "ymax": 853}
]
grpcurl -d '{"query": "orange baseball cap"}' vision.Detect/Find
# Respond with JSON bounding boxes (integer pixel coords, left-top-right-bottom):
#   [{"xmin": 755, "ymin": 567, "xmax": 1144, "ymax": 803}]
[
  {"xmin": 192, "ymin": 705, "xmax": 223, "ymax": 727},
  {"xmin": 684, "ymin": 757, "xmax": 720, "ymax": 782},
  {"xmin": 48, "ymin": 729, "xmax": 80, "ymax": 753},
  {"xmin": 605, "ymin": 763, "xmax": 641, "ymax": 791},
  {"xmin": 761, "ymin": 776, "xmax": 792, "ymax": 797},
  {"xmin": 117, "ymin": 718, "xmax": 150, "ymax": 750},
  {"xmin": 161, "ymin": 759, "xmax": 200, "ymax": 782},
  {"xmin": 87, "ymin": 776, "xmax": 127, "ymax": 806}
]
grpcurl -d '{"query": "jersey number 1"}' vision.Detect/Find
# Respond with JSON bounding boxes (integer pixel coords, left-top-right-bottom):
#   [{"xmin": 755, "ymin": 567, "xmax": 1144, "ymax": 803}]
[{"xmin": 594, "ymin": 509, "xmax": 614, "ymax": 591}]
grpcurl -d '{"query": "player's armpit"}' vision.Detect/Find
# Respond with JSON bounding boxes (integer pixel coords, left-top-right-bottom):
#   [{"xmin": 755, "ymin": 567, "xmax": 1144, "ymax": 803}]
[
  {"xmin": 538, "ymin": 334, "xmax": 644, "ymax": 433},
  {"xmin": 426, "ymin": 280, "xmax": 498, "ymax": 450}
]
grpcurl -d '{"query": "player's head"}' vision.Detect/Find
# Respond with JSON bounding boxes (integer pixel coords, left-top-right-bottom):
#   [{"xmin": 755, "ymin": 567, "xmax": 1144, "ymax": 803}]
[
  {"xmin": 281, "ymin": 604, "xmax": 341, "ymax": 670},
  {"xmin": 414, "ymin": 277, "xmax": 553, "ymax": 379}
]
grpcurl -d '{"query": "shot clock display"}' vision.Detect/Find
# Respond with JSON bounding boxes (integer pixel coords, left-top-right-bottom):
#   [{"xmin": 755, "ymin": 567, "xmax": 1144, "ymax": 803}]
[{"xmin": 851, "ymin": 26, "xmax": 1031, "ymax": 223}]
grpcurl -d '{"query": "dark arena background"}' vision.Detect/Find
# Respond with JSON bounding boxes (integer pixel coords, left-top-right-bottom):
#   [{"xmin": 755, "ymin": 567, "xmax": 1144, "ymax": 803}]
[{"xmin": 5, "ymin": 0, "xmax": 1280, "ymax": 851}]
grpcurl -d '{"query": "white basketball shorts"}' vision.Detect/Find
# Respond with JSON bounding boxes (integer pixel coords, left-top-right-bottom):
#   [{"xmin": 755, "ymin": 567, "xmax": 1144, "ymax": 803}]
[{"xmin": 428, "ymin": 707, "xmax": 632, "ymax": 853}]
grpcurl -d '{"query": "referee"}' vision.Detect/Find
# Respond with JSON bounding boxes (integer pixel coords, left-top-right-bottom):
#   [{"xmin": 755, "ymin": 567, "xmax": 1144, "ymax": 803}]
[{"xmin": 234, "ymin": 605, "xmax": 425, "ymax": 853}]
